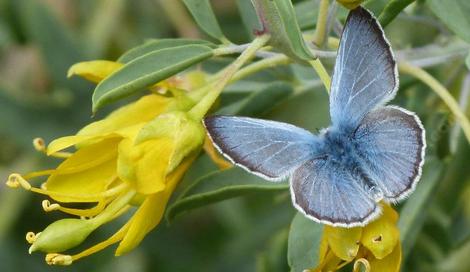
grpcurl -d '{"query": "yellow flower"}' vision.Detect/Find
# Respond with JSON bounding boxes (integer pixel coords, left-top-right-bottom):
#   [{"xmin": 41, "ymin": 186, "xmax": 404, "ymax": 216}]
[
  {"xmin": 5, "ymin": 61, "xmax": 207, "ymax": 265},
  {"xmin": 311, "ymin": 204, "xmax": 402, "ymax": 272},
  {"xmin": 336, "ymin": 0, "xmax": 364, "ymax": 9}
]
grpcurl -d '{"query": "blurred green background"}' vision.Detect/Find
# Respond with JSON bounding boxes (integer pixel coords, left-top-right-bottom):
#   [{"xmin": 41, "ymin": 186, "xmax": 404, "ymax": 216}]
[{"xmin": 0, "ymin": 0, "xmax": 469, "ymax": 271}]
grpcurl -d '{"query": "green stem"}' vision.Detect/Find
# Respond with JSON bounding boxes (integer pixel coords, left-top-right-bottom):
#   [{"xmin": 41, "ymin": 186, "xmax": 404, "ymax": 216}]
[
  {"xmin": 230, "ymin": 55, "xmax": 290, "ymax": 83},
  {"xmin": 399, "ymin": 62, "xmax": 470, "ymax": 143},
  {"xmin": 310, "ymin": 59, "xmax": 331, "ymax": 93},
  {"xmin": 314, "ymin": 0, "xmax": 330, "ymax": 47},
  {"xmin": 189, "ymin": 34, "xmax": 271, "ymax": 120},
  {"xmin": 188, "ymin": 54, "xmax": 290, "ymax": 103}
]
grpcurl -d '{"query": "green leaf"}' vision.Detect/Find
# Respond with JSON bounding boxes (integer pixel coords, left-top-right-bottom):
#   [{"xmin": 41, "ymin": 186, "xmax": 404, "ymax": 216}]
[
  {"xmin": 466, "ymin": 52, "xmax": 470, "ymax": 70},
  {"xmin": 398, "ymin": 156, "xmax": 445, "ymax": 258},
  {"xmin": 182, "ymin": 0, "xmax": 227, "ymax": 42},
  {"xmin": 118, "ymin": 38, "xmax": 216, "ymax": 63},
  {"xmin": 287, "ymin": 213, "xmax": 323, "ymax": 272},
  {"xmin": 92, "ymin": 44, "xmax": 213, "ymax": 112},
  {"xmin": 166, "ymin": 167, "xmax": 288, "ymax": 222},
  {"xmin": 237, "ymin": 0, "xmax": 262, "ymax": 39},
  {"xmin": 254, "ymin": 0, "xmax": 313, "ymax": 62},
  {"xmin": 378, "ymin": 0, "xmax": 415, "ymax": 27},
  {"xmin": 427, "ymin": 0, "xmax": 470, "ymax": 43}
]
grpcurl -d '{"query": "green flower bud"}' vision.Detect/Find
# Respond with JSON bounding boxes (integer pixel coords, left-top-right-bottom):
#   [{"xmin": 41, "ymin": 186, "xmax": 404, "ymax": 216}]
[
  {"xmin": 29, "ymin": 218, "xmax": 98, "ymax": 254},
  {"xmin": 336, "ymin": 0, "xmax": 364, "ymax": 9}
]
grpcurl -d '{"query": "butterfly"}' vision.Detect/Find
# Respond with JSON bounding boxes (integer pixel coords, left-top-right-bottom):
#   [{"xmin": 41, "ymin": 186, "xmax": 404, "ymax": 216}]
[{"xmin": 203, "ymin": 7, "xmax": 426, "ymax": 227}]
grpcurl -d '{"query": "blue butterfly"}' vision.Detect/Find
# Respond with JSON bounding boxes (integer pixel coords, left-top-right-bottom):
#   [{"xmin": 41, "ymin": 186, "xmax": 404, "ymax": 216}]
[{"xmin": 203, "ymin": 7, "xmax": 426, "ymax": 227}]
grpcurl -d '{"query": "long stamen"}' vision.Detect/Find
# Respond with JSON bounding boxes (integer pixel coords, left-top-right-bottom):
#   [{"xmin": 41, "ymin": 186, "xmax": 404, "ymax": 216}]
[
  {"xmin": 23, "ymin": 170, "xmax": 56, "ymax": 179},
  {"xmin": 7, "ymin": 174, "xmax": 128, "ymax": 201},
  {"xmin": 33, "ymin": 138, "xmax": 72, "ymax": 159},
  {"xmin": 42, "ymin": 199, "xmax": 109, "ymax": 217}
]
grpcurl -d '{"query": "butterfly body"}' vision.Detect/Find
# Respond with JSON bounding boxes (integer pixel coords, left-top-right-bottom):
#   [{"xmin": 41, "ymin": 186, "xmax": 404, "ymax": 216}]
[{"xmin": 204, "ymin": 7, "xmax": 426, "ymax": 227}]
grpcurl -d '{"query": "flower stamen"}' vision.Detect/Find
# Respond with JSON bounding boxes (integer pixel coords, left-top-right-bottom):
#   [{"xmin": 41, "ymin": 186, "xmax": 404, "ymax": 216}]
[
  {"xmin": 42, "ymin": 200, "xmax": 61, "ymax": 212},
  {"xmin": 7, "ymin": 173, "xmax": 128, "ymax": 201},
  {"xmin": 33, "ymin": 138, "xmax": 72, "ymax": 158},
  {"xmin": 26, "ymin": 232, "xmax": 40, "ymax": 244},
  {"xmin": 45, "ymin": 253, "xmax": 73, "ymax": 266},
  {"xmin": 353, "ymin": 258, "xmax": 371, "ymax": 272},
  {"xmin": 6, "ymin": 173, "xmax": 31, "ymax": 189}
]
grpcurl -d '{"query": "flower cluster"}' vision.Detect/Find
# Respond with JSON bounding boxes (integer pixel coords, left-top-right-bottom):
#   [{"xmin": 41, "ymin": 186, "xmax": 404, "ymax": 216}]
[
  {"xmin": 6, "ymin": 61, "xmax": 208, "ymax": 265},
  {"xmin": 311, "ymin": 204, "xmax": 401, "ymax": 272}
]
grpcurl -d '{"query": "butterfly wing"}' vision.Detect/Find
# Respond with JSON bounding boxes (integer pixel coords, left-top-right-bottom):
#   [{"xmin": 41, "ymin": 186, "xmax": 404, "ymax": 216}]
[
  {"xmin": 291, "ymin": 157, "xmax": 380, "ymax": 227},
  {"xmin": 203, "ymin": 116, "xmax": 320, "ymax": 181},
  {"xmin": 353, "ymin": 106, "xmax": 426, "ymax": 202},
  {"xmin": 330, "ymin": 7, "xmax": 398, "ymax": 130}
]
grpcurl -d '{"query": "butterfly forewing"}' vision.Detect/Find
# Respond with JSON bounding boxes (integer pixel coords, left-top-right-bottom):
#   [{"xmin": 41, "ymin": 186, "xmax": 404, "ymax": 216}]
[
  {"xmin": 330, "ymin": 7, "xmax": 398, "ymax": 130},
  {"xmin": 203, "ymin": 116, "xmax": 320, "ymax": 181},
  {"xmin": 353, "ymin": 106, "xmax": 426, "ymax": 202}
]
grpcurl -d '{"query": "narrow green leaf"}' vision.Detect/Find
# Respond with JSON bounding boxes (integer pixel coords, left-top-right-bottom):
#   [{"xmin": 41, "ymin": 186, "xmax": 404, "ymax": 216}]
[
  {"xmin": 118, "ymin": 38, "xmax": 216, "ymax": 63},
  {"xmin": 254, "ymin": 0, "xmax": 313, "ymax": 62},
  {"xmin": 92, "ymin": 45, "xmax": 213, "ymax": 112},
  {"xmin": 166, "ymin": 167, "xmax": 288, "ymax": 222},
  {"xmin": 287, "ymin": 213, "xmax": 323, "ymax": 272},
  {"xmin": 427, "ymin": 0, "xmax": 470, "ymax": 43},
  {"xmin": 378, "ymin": 0, "xmax": 415, "ymax": 27},
  {"xmin": 182, "ymin": 0, "xmax": 227, "ymax": 41},
  {"xmin": 466, "ymin": 52, "xmax": 470, "ymax": 70},
  {"xmin": 236, "ymin": 0, "xmax": 262, "ymax": 39},
  {"xmin": 398, "ymin": 156, "xmax": 445, "ymax": 258}
]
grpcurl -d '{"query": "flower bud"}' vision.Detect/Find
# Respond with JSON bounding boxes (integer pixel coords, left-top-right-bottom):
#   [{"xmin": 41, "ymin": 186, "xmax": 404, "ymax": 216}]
[
  {"xmin": 29, "ymin": 218, "xmax": 98, "ymax": 254},
  {"xmin": 336, "ymin": 0, "xmax": 364, "ymax": 9}
]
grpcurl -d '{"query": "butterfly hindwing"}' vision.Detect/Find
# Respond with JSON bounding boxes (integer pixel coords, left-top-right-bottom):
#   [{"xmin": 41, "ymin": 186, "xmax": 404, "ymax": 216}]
[
  {"xmin": 290, "ymin": 157, "xmax": 380, "ymax": 227},
  {"xmin": 330, "ymin": 7, "xmax": 398, "ymax": 130},
  {"xmin": 203, "ymin": 116, "xmax": 319, "ymax": 181},
  {"xmin": 353, "ymin": 106, "xmax": 426, "ymax": 202}
]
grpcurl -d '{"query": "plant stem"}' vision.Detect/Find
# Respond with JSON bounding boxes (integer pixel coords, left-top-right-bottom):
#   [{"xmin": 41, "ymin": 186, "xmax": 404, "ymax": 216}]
[
  {"xmin": 189, "ymin": 34, "xmax": 271, "ymax": 120},
  {"xmin": 314, "ymin": 0, "xmax": 330, "ymax": 47},
  {"xmin": 230, "ymin": 55, "xmax": 290, "ymax": 83},
  {"xmin": 310, "ymin": 59, "xmax": 331, "ymax": 93},
  {"xmin": 399, "ymin": 62, "xmax": 470, "ymax": 143}
]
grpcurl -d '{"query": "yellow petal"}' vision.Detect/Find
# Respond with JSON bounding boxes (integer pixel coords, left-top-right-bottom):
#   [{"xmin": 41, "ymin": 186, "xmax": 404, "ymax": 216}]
[
  {"xmin": 318, "ymin": 231, "xmax": 330, "ymax": 265},
  {"xmin": 135, "ymin": 111, "xmax": 205, "ymax": 173},
  {"xmin": 312, "ymin": 250, "xmax": 343, "ymax": 272},
  {"xmin": 117, "ymin": 138, "xmax": 175, "ymax": 194},
  {"xmin": 45, "ymin": 138, "xmax": 120, "ymax": 202},
  {"xmin": 78, "ymin": 94, "xmax": 171, "ymax": 137},
  {"xmin": 203, "ymin": 136, "xmax": 232, "ymax": 169},
  {"xmin": 360, "ymin": 205, "xmax": 399, "ymax": 259},
  {"xmin": 325, "ymin": 225, "xmax": 362, "ymax": 261},
  {"xmin": 67, "ymin": 60, "xmax": 123, "ymax": 83},
  {"xmin": 369, "ymin": 241, "xmax": 402, "ymax": 272},
  {"xmin": 115, "ymin": 156, "xmax": 194, "ymax": 255},
  {"xmin": 47, "ymin": 135, "xmax": 97, "ymax": 155}
]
